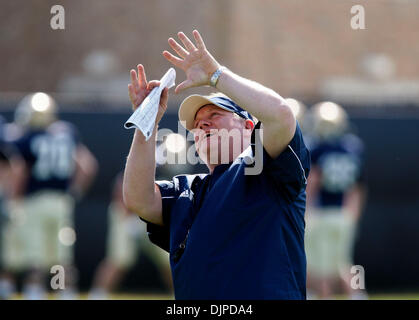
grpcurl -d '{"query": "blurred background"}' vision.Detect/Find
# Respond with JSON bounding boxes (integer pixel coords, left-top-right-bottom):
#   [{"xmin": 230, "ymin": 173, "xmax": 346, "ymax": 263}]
[{"xmin": 0, "ymin": 0, "xmax": 418, "ymax": 299}]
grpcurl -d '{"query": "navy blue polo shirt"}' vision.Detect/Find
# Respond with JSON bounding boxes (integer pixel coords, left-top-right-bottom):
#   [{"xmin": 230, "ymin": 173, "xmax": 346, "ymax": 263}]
[{"xmin": 145, "ymin": 123, "xmax": 310, "ymax": 299}]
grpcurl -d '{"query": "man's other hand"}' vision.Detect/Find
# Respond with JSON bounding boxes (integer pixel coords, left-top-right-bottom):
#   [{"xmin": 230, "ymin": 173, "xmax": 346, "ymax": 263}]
[
  {"xmin": 163, "ymin": 30, "xmax": 220, "ymax": 94},
  {"xmin": 128, "ymin": 64, "xmax": 169, "ymax": 124}
]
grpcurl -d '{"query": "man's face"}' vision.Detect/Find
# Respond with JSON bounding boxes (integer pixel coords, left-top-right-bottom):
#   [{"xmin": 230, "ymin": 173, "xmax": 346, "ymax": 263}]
[{"xmin": 192, "ymin": 104, "xmax": 253, "ymax": 168}]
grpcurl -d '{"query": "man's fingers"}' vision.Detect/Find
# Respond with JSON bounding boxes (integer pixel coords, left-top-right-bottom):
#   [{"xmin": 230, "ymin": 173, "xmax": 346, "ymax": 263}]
[
  {"xmin": 128, "ymin": 84, "xmax": 135, "ymax": 102},
  {"xmin": 168, "ymin": 38, "xmax": 189, "ymax": 58},
  {"xmin": 147, "ymin": 80, "xmax": 161, "ymax": 91},
  {"xmin": 130, "ymin": 69, "xmax": 140, "ymax": 92},
  {"xmin": 128, "ymin": 84, "xmax": 138, "ymax": 109},
  {"xmin": 175, "ymin": 79, "xmax": 194, "ymax": 94},
  {"xmin": 178, "ymin": 32, "xmax": 197, "ymax": 52},
  {"xmin": 163, "ymin": 51, "xmax": 184, "ymax": 68},
  {"xmin": 137, "ymin": 64, "xmax": 147, "ymax": 89},
  {"xmin": 192, "ymin": 30, "xmax": 206, "ymax": 50}
]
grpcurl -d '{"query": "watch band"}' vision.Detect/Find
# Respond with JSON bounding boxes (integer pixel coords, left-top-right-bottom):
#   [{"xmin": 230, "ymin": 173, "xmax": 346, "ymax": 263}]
[{"xmin": 210, "ymin": 66, "xmax": 226, "ymax": 87}]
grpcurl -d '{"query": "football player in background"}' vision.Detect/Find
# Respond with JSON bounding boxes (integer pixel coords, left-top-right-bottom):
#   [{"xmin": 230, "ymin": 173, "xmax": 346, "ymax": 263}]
[
  {"xmin": 89, "ymin": 172, "xmax": 172, "ymax": 299},
  {"xmin": 0, "ymin": 116, "xmax": 25, "ymax": 299},
  {"xmin": 4, "ymin": 92, "xmax": 98, "ymax": 299},
  {"xmin": 304, "ymin": 101, "xmax": 367, "ymax": 299}
]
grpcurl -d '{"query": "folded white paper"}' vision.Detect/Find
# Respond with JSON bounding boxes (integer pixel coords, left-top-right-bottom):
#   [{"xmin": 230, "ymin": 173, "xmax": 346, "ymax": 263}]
[{"xmin": 124, "ymin": 68, "xmax": 176, "ymax": 140}]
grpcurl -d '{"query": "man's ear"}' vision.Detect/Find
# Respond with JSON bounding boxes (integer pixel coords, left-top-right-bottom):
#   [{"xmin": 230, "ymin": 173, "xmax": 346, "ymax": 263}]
[{"xmin": 245, "ymin": 119, "xmax": 255, "ymax": 131}]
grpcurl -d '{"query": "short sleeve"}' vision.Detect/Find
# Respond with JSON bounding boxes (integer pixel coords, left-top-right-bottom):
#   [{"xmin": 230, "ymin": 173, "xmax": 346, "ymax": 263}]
[
  {"xmin": 140, "ymin": 180, "xmax": 178, "ymax": 252},
  {"xmin": 309, "ymin": 144, "xmax": 322, "ymax": 166},
  {"xmin": 347, "ymin": 134, "xmax": 366, "ymax": 185},
  {"xmin": 156, "ymin": 180, "xmax": 177, "ymax": 226},
  {"xmin": 69, "ymin": 123, "xmax": 82, "ymax": 145},
  {"xmin": 263, "ymin": 123, "xmax": 311, "ymax": 202},
  {"xmin": 0, "ymin": 141, "xmax": 15, "ymax": 164},
  {"xmin": 13, "ymin": 137, "xmax": 32, "ymax": 162}
]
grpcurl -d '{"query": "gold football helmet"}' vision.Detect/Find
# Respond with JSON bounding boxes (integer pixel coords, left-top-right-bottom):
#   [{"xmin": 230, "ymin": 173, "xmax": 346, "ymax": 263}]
[
  {"xmin": 14, "ymin": 92, "xmax": 57, "ymax": 129},
  {"xmin": 310, "ymin": 101, "xmax": 349, "ymax": 140}
]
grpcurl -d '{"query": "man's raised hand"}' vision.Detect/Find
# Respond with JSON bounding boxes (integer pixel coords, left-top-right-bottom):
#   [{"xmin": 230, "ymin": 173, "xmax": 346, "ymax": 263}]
[
  {"xmin": 128, "ymin": 64, "xmax": 168, "ymax": 124},
  {"xmin": 163, "ymin": 30, "xmax": 221, "ymax": 94}
]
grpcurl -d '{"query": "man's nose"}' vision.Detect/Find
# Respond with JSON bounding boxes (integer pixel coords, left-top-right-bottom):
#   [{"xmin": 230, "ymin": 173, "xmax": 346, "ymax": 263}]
[{"xmin": 198, "ymin": 119, "xmax": 211, "ymax": 129}]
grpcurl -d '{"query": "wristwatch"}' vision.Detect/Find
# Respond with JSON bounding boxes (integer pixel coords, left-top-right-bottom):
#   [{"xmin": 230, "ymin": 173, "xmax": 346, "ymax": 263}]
[{"xmin": 210, "ymin": 66, "xmax": 226, "ymax": 87}]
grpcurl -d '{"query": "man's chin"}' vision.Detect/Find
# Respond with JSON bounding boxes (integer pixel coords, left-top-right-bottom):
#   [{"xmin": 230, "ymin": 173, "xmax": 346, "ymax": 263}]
[{"xmin": 199, "ymin": 148, "xmax": 233, "ymax": 166}]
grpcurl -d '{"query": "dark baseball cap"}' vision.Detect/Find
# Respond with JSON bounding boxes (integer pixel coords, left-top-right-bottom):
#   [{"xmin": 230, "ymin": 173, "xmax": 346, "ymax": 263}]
[{"xmin": 178, "ymin": 93, "xmax": 254, "ymax": 131}]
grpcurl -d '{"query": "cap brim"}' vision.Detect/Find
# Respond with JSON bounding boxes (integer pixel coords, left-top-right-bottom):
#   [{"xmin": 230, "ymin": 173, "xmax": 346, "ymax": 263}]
[{"xmin": 178, "ymin": 94, "xmax": 234, "ymax": 131}]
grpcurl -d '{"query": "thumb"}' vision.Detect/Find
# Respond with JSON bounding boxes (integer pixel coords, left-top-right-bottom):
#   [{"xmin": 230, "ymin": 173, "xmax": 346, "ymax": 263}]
[
  {"xmin": 175, "ymin": 79, "xmax": 194, "ymax": 94},
  {"xmin": 160, "ymin": 87, "xmax": 169, "ymax": 106}
]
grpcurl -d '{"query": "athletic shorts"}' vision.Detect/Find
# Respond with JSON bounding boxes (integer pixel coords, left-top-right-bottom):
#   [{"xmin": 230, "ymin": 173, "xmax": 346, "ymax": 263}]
[
  {"xmin": 2, "ymin": 191, "xmax": 74, "ymax": 271},
  {"xmin": 107, "ymin": 202, "xmax": 169, "ymax": 271},
  {"xmin": 305, "ymin": 207, "xmax": 356, "ymax": 277}
]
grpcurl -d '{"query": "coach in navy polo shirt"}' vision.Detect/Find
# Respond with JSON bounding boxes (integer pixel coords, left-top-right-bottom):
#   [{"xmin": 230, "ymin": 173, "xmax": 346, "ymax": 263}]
[{"xmin": 123, "ymin": 30, "xmax": 310, "ymax": 299}]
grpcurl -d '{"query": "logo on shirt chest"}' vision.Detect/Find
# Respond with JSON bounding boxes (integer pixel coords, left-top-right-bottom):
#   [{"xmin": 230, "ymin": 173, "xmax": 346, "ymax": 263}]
[{"xmin": 179, "ymin": 189, "xmax": 194, "ymax": 201}]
